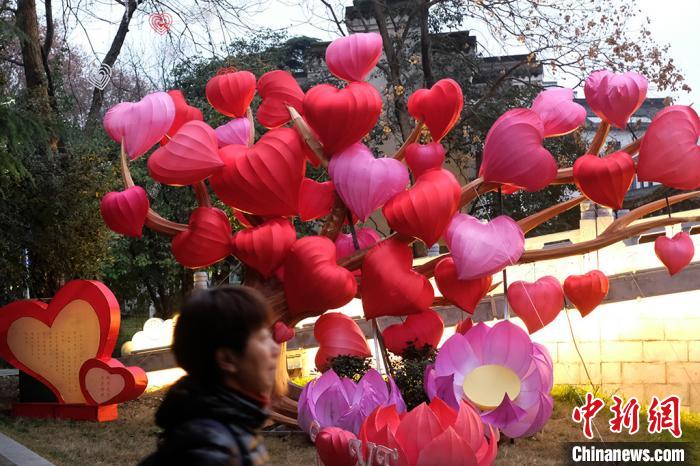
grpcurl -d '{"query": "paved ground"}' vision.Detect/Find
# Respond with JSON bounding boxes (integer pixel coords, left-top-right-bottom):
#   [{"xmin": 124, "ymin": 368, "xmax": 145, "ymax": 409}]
[{"xmin": 0, "ymin": 431, "xmax": 54, "ymax": 466}]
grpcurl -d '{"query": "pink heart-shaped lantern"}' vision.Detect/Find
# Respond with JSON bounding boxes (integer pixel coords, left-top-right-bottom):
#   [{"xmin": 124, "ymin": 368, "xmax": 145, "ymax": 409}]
[
  {"xmin": 103, "ymin": 91, "xmax": 175, "ymax": 160},
  {"xmin": 654, "ymin": 232, "xmax": 695, "ymax": 276},
  {"xmin": 335, "ymin": 228, "xmax": 382, "ymax": 260},
  {"xmin": 637, "ymin": 106, "xmax": 700, "ymax": 190},
  {"xmin": 445, "ymin": 213, "xmax": 524, "ymax": 280},
  {"xmin": 530, "ymin": 88, "xmax": 586, "ymax": 137},
  {"xmin": 479, "ymin": 109, "xmax": 557, "ymax": 192},
  {"xmin": 325, "ymin": 32, "xmax": 383, "ymax": 82},
  {"xmin": 328, "ymin": 143, "xmax": 409, "ymax": 221},
  {"xmin": 100, "ymin": 186, "xmax": 150, "ymax": 238},
  {"xmin": 405, "ymin": 142, "xmax": 446, "ymax": 178},
  {"xmin": 215, "ymin": 118, "xmax": 251, "ymax": 147},
  {"xmin": 584, "ymin": 70, "xmax": 648, "ymax": 129}
]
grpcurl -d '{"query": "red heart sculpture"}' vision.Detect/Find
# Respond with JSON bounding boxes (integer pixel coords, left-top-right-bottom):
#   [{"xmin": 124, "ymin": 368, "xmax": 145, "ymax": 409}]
[
  {"xmin": 0, "ymin": 280, "xmax": 120, "ymax": 403},
  {"xmin": 303, "ymin": 82, "xmax": 382, "ymax": 155},
  {"xmin": 361, "ymin": 238, "xmax": 434, "ymax": 319},
  {"xmin": 637, "ymin": 106, "xmax": 700, "ymax": 190},
  {"xmin": 148, "ymin": 120, "xmax": 223, "ymax": 186},
  {"xmin": 407, "ymin": 79, "xmax": 463, "ymax": 142},
  {"xmin": 79, "ymin": 358, "xmax": 147, "ymax": 405},
  {"xmin": 230, "ymin": 218, "xmax": 296, "ymax": 277},
  {"xmin": 655, "ymin": 232, "xmax": 695, "ymax": 276},
  {"xmin": 434, "ymin": 257, "xmax": 492, "ymax": 313},
  {"xmin": 314, "ymin": 312, "xmax": 371, "ymax": 371},
  {"xmin": 405, "ymin": 142, "xmax": 446, "ymax": 178},
  {"xmin": 272, "ymin": 321, "xmax": 295, "ymax": 344},
  {"xmin": 298, "ymin": 178, "xmax": 336, "ymax": 221},
  {"xmin": 316, "ymin": 428, "xmax": 357, "ymax": 466},
  {"xmin": 383, "ymin": 168, "xmax": 460, "ymax": 246},
  {"xmin": 209, "ymin": 127, "xmax": 307, "ymax": 216},
  {"xmin": 100, "ymin": 186, "xmax": 149, "ymax": 237},
  {"xmin": 507, "ymin": 276, "xmax": 563, "ymax": 334},
  {"xmin": 205, "ymin": 70, "xmax": 256, "ymax": 118},
  {"xmin": 573, "ymin": 151, "xmax": 636, "ymax": 210},
  {"xmin": 382, "ymin": 309, "xmax": 444, "ymax": 355},
  {"xmin": 171, "ymin": 207, "xmax": 232, "ymax": 268},
  {"xmin": 160, "ymin": 90, "xmax": 203, "ymax": 145},
  {"xmin": 563, "ymin": 270, "xmax": 609, "ymax": 317},
  {"xmin": 256, "ymin": 70, "xmax": 305, "ymax": 128},
  {"xmin": 283, "ymin": 236, "xmax": 358, "ymax": 320}
]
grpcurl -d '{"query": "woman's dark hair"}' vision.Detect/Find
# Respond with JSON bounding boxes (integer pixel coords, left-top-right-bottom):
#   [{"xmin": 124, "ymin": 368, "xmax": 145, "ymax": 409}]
[{"xmin": 172, "ymin": 286, "xmax": 272, "ymax": 382}]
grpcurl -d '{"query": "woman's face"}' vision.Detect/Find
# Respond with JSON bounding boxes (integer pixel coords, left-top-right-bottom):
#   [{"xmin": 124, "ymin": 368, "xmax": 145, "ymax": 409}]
[{"xmin": 229, "ymin": 327, "xmax": 280, "ymax": 396}]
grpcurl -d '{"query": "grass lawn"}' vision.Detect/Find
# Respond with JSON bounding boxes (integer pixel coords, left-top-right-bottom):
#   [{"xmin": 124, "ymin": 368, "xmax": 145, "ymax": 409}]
[{"xmin": 0, "ymin": 378, "xmax": 697, "ymax": 465}]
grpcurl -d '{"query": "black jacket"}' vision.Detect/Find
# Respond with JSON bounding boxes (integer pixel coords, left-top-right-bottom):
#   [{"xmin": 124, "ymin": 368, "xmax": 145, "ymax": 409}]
[{"xmin": 139, "ymin": 376, "xmax": 271, "ymax": 466}]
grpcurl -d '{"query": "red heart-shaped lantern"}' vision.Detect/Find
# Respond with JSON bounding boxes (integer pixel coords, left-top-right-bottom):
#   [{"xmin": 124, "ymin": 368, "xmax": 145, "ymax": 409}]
[
  {"xmin": 507, "ymin": 276, "xmax": 564, "ymax": 334},
  {"xmin": 100, "ymin": 186, "xmax": 150, "ymax": 238},
  {"xmin": 382, "ymin": 309, "xmax": 444, "ymax": 356},
  {"xmin": 160, "ymin": 90, "xmax": 203, "ymax": 145},
  {"xmin": 205, "ymin": 70, "xmax": 256, "ymax": 118},
  {"xmin": 298, "ymin": 178, "xmax": 336, "ymax": 221},
  {"xmin": 383, "ymin": 168, "xmax": 460, "ymax": 246},
  {"xmin": 655, "ymin": 232, "xmax": 695, "ymax": 276},
  {"xmin": 584, "ymin": 70, "xmax": 647, "ymax": 129},
  {"xmin": 563, "ymin": 270, "xmax": 609, "ymax": 317},
  {"xmin": 209, "ymin": 127, "xmax": 307, "ymax": 216},
  {"xmin": 455, "ymin": 317, "xmax": 473, "ymax": 335},
  {"xmin": 314, "ymin": 313, "xmax": 371, "ymax": 372},
  {"xmin": 148, "ymin": 120, "xmax": 223, "ymax": 186},
  {"xmin": 283, "ymin": 236, "xmax": 358, "ymax": 320},
  {"xmin": 434, "ymin": 257, "xmax": 492, "ymax": 313},
  {"xmin": 79, "ymin": 358, "xmax": 147, "ymax": 405},
  {"xmin": 256, "ymin": 70, "xmax": 305, "ymax": 128},
  {"xmin": 637, "ymin": 106, "xmax": 700, "ymax": 190},
  {"xmin": 230, "ymin": 218, "xmax": 296, "ymax": 277},
  {"xmin": 404, "ymin": 142, "xmax": 446, "ymax": 178},
  {"xmin": 361, "ymin": 238, "xmax": 434, "ymax": 319},
  {"xmin": 272, "ymin": 321, "xmax": 295, "ymax": 344},
  {"xmin": 315, "ymin": 427, "xmax": 357, "ymax": 466},
  {"xmin": 407, "ymin": 79, "xmax": 463, "ymax": 142},
  {"xmin": 171, "ymin": 207, "xmax": 232, "ymax": 268},
  {"xmin": 303, "ymin": 82, "xmax": 382, "ymax": 155},
  {"xmin": 573, "ymin": 151, "xmax": 636, "ymax": 210}
]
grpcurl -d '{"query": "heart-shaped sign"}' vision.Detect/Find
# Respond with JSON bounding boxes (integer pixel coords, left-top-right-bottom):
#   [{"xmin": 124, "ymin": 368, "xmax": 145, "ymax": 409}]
[
  {"xmin": 479, "ymin": 109, "xmax": 557, "ymax": 192},
  {"xmin": 584, "ymin": 70, "xmax": 647, "ymax": 129},
  {"xmin": 215, "ymin": 118, "xmax": 251, "ymax": 147},
  {"xmin": 563, "ymin": 270, "xmax": 609, "ymax": 317},
  {"xmin": 637, "ymin": 106, "xmax": 700, "ymax": 190},
  {"xmin": 407, "ymin": 79, "xmax": 463, "ymax": 142},
  {"xmin": 100, "ymin": 186, "xmax": 150, "ymax": 238},
  {"xmin": 148, "ymin": 120, "xmax": 223, "ymax": 186},
  {"xmin": 445, "ymin": 213, "xmax": 524, "ymax": 280},
  {"xmin": 209, "ymin": 127, "xmax": 308, "ymax": 217},
  {"xmin": 655, "ymin": 232, "xmax": 695, "ymax": 276},
  {"xmin": 257, "ymin": 70, "xmax": 305, "ymax": 128},
  {"xmin": 298, "ymin": 178, "xmax": 336, "ymax": 221},
  {"xmin": 316, "ymin": 427, "xmax": 357, "ymax": 466},
  {"xmin": 160, "ymin": 90, "xmax": 203, "ymax": 145},
  {"xmin": 325, "ymin": 32, "xmax": 383, "ymax": 82},
  {"xmin": 329, "ymin": 143, "xmax": 409, "ymax": 221},
  {"xmin": 314, "ymin": 312, "xmax": 371, "ymax": 372},
  {"xmin": 103, "ymin": 91, "xmax": 175, "ymax": 160},
  {"xmin": 272, "ymin": 321, "xmax": 295, "ymax": 344},
  {"xmin": 573, "ymin": 151, "xmax": 636, "ymax": 210},
  {"xmin": 361, "ymin": 238, "xmax": 434, "ymax": 319},
  {"xmin": 205, "ymin": 70, "xmax": 256, "ymax": 118},
  {"xmin": 171, "ymin": 207, "xmax": 232, "ymax": 269},
  {"xmin": 404, "ymin": 142, "xmax": 446, "ymax": 178},
  {"xmin": 283, "ymin": 236, "xmax": 358, "ymax": 320},
  {"xmin": 303, "ymin": 82, "xmax": 382, "ymax": 155},
  {"xmin": 79, "ymin": 358, "xmax": 147, "ymax": 405},
  {"xmin": 507, "ymin": 276, "xmax": 564, "ymax": 334},
  {"xmin": 434, "ymin": 257, "xmax": 492, "ymax": 313},
  {"xmin": 230, "ymin": 218, "xmax": 296, "ymax": 277},
  {"xmin": 0, "ymin": 280, "xmax": 120, "ymax": 403},
  {"xmin": 383, "ymin": 168, "xmax": 460, "ymax": 246},
  {"xmin": 382, "ymin": 309, "xmax": 444, "ymax": 356},
  {"xmin": 530, "ymin": 88, "xmax": 586, "ymax": 137}
]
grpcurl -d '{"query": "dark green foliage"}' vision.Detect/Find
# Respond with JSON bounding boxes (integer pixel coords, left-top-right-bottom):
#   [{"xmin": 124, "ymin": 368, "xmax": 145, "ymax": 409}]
[
  {"xmin": 389, "ymin": 342, "xmax": 437, "ymax": 410},
  {"xmin": 328, "ymin": 355, "xmax": 373, "ymax": 382}
]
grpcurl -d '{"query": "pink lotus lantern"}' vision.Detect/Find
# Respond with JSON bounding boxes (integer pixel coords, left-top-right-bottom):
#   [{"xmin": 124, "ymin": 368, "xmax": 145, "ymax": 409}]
[
  {"xmin": 425, "ymin": 320, "xmax": 553, "ymax": 438},
  {"xmin": 298, "ymin": 369, "xmax": 406, "ymax": 436}
]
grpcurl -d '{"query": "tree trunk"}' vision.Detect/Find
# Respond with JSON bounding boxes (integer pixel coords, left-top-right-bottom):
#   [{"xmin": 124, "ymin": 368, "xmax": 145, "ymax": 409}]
[
  {"xmin": 418, "ymin": 0, "xmax": 434, "ymax": 88},
  {"xmin": 16, "ymin": 0, "xmax": 50, "ymax": 112}
]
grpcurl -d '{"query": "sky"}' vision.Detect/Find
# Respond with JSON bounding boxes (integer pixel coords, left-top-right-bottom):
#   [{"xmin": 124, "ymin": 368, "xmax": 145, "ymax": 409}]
[{"xmin": 61, "ymin": 0, "xmax": 699, "ymax": 105}]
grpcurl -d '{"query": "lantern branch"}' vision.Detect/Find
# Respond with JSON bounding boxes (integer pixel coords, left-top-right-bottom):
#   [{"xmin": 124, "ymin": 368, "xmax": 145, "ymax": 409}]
[
  {"xmin": 245, "ymin": 107, "xmax": 255, "ymax": 147},
  {"xmin": 119, "ymin": 140, "xmax": 187, "ymax": 237},
  {"xmin": 604, "ymin": 190, "xmax": 700, "ymax": 234},
  {"xmin": 288, "ymin": 106, "xmax": 328, "ymax": 168},
  {"xmin": 193, "ymin": 182, "xmax": 212, "ymax": 208},
  {"xmin": 518, "ymin": 195, "xmax": 587, "ymax": 234},
  {"xmin": 586, "ymin": 121, "xmax": 611, "ymax": 155},
  {"xmin": 393, "ymin": 122, "xmax": 424, "ymax": 161}
]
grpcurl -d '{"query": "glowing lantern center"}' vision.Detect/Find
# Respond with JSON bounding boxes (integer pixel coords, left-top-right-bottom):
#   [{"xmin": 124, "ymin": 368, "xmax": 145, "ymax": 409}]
[{"xmin": 462, "ymin": 364, "xmax": 521, "ymax": 410}]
